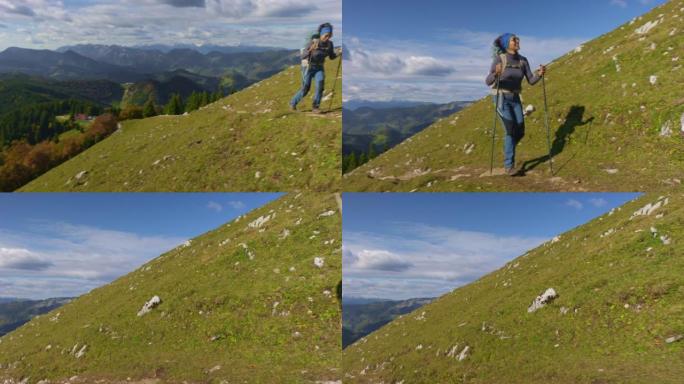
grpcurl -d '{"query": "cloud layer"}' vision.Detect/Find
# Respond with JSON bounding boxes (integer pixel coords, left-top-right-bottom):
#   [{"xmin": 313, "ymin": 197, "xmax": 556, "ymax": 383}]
[
  {"xmin": 343, "ymin": 31, "xmax": 584, "ymax": 103},
  {"xmin": 0, "ymin": 0, "xmax": 341, "ymax": 50},
  {"xmin": 343, "ymin": 223, "xmax": 547, "ymax": 300},
  {"xmin": 0, "ymin": 222, "xmax": 186, "ymax": 299}
]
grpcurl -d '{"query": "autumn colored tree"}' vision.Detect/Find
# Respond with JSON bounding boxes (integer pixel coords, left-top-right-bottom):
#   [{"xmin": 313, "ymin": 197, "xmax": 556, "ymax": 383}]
[{"xmin": 0, "ymin": 113, "xmax": 119, "ymax": 191}]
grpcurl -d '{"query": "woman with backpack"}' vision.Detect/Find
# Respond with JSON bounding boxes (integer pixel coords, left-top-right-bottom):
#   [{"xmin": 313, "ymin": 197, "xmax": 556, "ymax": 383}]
[
  {"xmin": 485, "ymin": 33, "xmax": 546, "ymax": 175},
  {"xmin": 290, "ymin": 23, "xmax": 338, "ymax": 114}
]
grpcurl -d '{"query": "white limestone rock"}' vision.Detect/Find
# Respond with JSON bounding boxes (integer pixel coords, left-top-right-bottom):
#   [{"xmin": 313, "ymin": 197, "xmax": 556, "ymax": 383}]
[
  {"xmin": 635, "ymin": 19, "xmax": 661, "ymax": 35},
  {"xmin": 528, "ymin": 288, "xmax": 558, "ymax": 313},
  {"xmin": 137, "ymin": 295, "xmax": 162, "ymax": 317}
]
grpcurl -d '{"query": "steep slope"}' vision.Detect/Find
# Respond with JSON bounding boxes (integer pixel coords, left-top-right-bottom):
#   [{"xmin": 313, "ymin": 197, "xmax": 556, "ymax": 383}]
[
  {"xmin": 0, "ymin": 193, "xmax": 342, "ymax": 383},
  {"xmin": 20, "ymin": 57, "xmax": 342, "ymax": 192},
  {"xmin": 0, "ymin": 298, "xmax": 72, "ymax": 336},
  {"xmin": 344, "ymin": 0, "xmax": 684, "ymax": 192},
  {"xmin": 343, "ymin": 192, "xmax": 684, "ymax": 383},
  {"xmin": 342, "ymin": 297, "xmax": 434, "ymax": 348}
]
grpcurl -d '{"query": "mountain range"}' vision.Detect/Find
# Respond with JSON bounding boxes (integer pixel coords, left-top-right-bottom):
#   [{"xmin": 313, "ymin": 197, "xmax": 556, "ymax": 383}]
[
  {"xmin": 0, "ymin": 46, "xmax": 298, "ymax": 84},
  {"xmin": 343, "ymin": 100, "xmax": 437, "ymax": 111},
  {"xmin": 343, "ymin": 101, "xmax": 471, "ymax": 156},
  {"xmin": 0, "ymin": 298, "xmax": 73, "ymax": 337},
  {"xmin": 343, "ymin": 297, "xmax": 434, "ymax": 348}
]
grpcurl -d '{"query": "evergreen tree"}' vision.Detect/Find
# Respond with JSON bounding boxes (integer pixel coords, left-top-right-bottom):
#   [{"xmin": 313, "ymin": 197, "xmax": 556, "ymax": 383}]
[
  {"xmin": 143, "ymin": 98, "xmax": 157, "ymax": 118},
  {"xmin": 199, "ymin": 91, "xmax": 210, "ymax": 107},
  {"xmin": 164, "ymin": 94, "xmax": 183, "ymax": 115},
  {"xmin": 212, "ymin": 90, "xmax": 222, "ymax": 102},
  {"xmin": 368, "ymin": 143, "xmax": 377, "ymax": 160},
  {"xmin": 347, "ymin": 152, "xmax": 357, "ymax": 172},
  {"xmin": 358, "ymin": 152, "xmax": 368, "ymax": 166},
  {"xmin": 185, "ymin": 92, "xmax": 200, "ymax": 112},
  {"xmin": 38, "ymin": 110, "xmax": 50, "ymax": 142}
]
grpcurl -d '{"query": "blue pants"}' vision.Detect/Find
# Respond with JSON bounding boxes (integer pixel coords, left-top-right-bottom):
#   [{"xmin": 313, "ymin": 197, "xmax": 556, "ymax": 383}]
[
  {"xmin": 291, "ymin": 65, "xmax": 325, "ymax": 108},
  {"xmin": 493, "ymin": 92, "xmax": 525, "ymax": 169}
]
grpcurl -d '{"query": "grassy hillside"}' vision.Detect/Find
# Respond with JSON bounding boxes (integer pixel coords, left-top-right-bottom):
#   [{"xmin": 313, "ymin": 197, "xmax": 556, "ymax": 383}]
[
  {"xmin": 344, "ymin": 0, "xmax": 684, "ymax": 192},
  {"xmin": 343, "ymin": 192, "xmax": 684, "ymax": 383},
  {"xmin": 20, "ymin": 57, "xmax": 342, "ymax": 192},
  {"xmin": 0, "ymin": 193, "xmax": 342, "ymax": 383}
]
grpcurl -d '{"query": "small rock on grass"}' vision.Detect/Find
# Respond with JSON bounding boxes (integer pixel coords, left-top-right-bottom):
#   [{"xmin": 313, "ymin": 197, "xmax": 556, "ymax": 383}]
[
  {"xmin": 665, "ymin": 335, "xmax": 683, "ymax": 344},
  {"xmin": 528, "ymin": 288, "xmax": 558, "ymax": 313}
]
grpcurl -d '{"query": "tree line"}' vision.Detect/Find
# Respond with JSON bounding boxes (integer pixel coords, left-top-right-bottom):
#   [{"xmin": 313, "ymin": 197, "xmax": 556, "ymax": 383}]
[
  {"xmin": 342, "ymin": 144, "xmax": 381, "ymax": 174},
  {"xmin": 119, "ymin": 90, "xmax": 224, "ymax": 120},
  {"xmin": 0, "ymin": 99, "xmax": 102, "ymax": 146}
]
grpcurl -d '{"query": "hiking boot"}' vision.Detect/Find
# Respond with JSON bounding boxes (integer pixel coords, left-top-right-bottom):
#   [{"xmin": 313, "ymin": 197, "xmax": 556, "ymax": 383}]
[
  {"xmin": 311, "ymin": 107, "xmax": 322, "ymax": 114},
  {"xmin": 505, "ymin": 167, "xmax": 516, "ymax": 176},
  {"xmin": 289, "ymin": 103, "xmax": 296, "ymax": 111}
]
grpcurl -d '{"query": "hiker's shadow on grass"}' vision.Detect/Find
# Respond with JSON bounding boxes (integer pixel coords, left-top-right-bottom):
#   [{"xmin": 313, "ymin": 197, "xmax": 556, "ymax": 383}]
[{"xmin": 518, "ymin": 105, "xmax": 594, "ymax": 176}]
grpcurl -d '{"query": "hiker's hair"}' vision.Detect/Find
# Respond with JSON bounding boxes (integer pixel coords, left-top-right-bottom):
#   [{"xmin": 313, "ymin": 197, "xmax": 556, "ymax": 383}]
[
  {"xmin": 318, "ymin": 22, "xmax": 333, "ymax": 33},
  {"xmin": 491, "ymin": 36, "xmax": 506, "ymax": 59}
]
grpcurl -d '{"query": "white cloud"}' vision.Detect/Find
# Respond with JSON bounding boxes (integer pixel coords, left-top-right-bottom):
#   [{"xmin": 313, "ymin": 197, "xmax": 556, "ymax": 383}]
[
  {"xmin": 610, "ymin": 0, "xmax": 628, "ymax": 7},
  {"xmin": 157, "ymin": 0, "xmax": 206, "ymax": 8},
  {"xmin": 345, "ymin": 249, "xmax": 413, "ymax": 272},
  {"xmin": 349, "ymin": 48, "xmax": 453, "ymax": 78},
  {"xmin": 227, "ymin": 200, "xmax": 246, "ymax": 210},
  {"xmin": 565, "ymin": 199, "xmax": 584, "ymax": 210},
  {"xmin": 589, "ymin": 198, "xmax": 608, "ymax": 207},
  {"xmin": 0, "ymin": 223, "xmax": 186, "ymax": 299},
  {"xmin": 343, "ymin": 276, "xmax": 450, "ymax": 300},
  {"xmin": 0, "ymin": 247, "xmax": 52, "ymax": 270},
  {"xmin": 0, "ymin": 0, "xmax": 341, "ymax": 50},
  {"xmin": 343, "ymin": 225, "xmax": 548, "ymax": 300},
  {"xmin": 404, "ymin": 56, "xmax": 454, "ymax": 76},
  {"xmin": 207, "ymin": 201, "xmax": 224, "ymax": 212}
]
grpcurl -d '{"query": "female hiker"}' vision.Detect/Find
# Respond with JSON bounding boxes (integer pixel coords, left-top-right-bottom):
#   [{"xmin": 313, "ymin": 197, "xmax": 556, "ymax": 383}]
[
  {"xmin": 290, "ymin": 23, "xmax": 337, "ymax": 114},
  {"xmin": 485, "ymin": 33, "xmax": 545, "ymax": 175}
]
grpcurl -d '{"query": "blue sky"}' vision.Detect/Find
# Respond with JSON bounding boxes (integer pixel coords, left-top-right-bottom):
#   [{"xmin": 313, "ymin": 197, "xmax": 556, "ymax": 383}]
[
  {"xmin": 342, "ymin": 0, "xmax": 667, "ymax": 103},
  {"xmin": 343, "ymin": 192, "xmax": 640, "ymax": 300},
  {"xmin": 0, "ymin": 0, "xmax": 341, "ymax": 50},
  {"xmin": 0, "ymin": 193, "xmax": 282, "ymax": 299}
]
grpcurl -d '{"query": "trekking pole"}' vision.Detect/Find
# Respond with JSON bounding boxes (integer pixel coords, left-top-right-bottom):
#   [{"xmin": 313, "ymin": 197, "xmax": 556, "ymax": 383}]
[
  {"xmin": 328, "ymin": 54, "xmax": 342, "ymax": 112},
  {"xmin": 541, "ymin": 73, "xmax": 554, "ymax": 175},
  {"xmin": 490, "ymin": 76, "xmax": 500, "ymax": 175}
]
